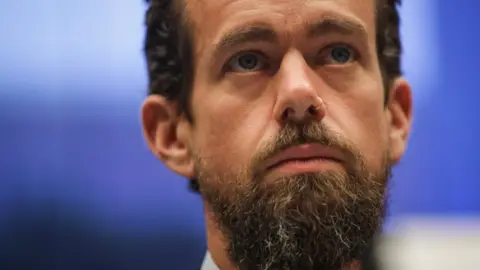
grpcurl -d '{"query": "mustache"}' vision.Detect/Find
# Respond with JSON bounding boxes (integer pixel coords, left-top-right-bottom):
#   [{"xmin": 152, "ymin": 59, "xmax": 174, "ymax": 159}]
[{"xmin": 251, "ymin": 122, "xmax": 359, "ymax": 174}]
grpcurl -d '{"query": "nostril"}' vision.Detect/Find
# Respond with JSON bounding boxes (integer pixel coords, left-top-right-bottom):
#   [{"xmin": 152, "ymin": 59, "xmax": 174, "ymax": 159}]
[
  {"xmin": 282, "ymin": 108, "xmax": 293, "ymax": 120},
  {"xmin": 307, "ymin": 105, "xmax": 317, "ymax": 115}
]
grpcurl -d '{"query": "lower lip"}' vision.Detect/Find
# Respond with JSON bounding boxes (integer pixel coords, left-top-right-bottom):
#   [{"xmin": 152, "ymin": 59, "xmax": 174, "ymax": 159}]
[{"xmin": 268, "ymin": 158, "xmax": 341, "ymax": 175}]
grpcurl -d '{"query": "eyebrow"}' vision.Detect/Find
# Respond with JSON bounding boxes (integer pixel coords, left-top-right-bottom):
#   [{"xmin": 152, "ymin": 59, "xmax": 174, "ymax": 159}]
[
  {"xmin": 306, "ymin": 17, "xmax": 368, "ymax": 39},
  {"xmin": 214, "ymin": 25, "xmax": 277, "ymax": 53},
  {"xmin": 211, "ymin": 17, "xmax": 368, "ymax": 63}
]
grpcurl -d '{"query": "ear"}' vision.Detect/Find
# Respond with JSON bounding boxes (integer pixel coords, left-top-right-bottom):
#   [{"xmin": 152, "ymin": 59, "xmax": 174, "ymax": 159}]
[
  {"xmin": 386, "ymin": 77, "xmax": 413, "ymax": 164},
  {"xmin": 141, "ymin": 95, "xmax": 195, "ymax": 178}
]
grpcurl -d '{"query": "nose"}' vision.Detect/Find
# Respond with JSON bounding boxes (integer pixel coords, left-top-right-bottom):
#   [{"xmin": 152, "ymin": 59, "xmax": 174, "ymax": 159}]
[{"xmin": 273, "ymin": 51, "xmax": 326, "ymax": 124}]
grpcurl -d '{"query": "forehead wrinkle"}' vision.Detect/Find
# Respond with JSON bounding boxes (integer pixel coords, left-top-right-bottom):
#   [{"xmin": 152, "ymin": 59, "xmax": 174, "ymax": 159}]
[
  {"xmin": 185, "ymin": 0, "xmax": 376, "ymax": 71},
  {"xmin": 187, "ymin": 0, "xmax": 299, "ymax": 39}
]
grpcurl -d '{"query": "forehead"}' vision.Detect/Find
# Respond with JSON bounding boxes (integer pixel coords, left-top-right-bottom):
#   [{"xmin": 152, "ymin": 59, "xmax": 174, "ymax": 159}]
[{"xmin": 185, "ymin": 0, "xmax": 376, "ymax": 44}]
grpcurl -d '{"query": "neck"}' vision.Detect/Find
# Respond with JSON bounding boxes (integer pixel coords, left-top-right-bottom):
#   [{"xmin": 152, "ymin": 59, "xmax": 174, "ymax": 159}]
[
  {"xmin": 203, "ymin": 202, "xmax": 362, "ymax": 270},
  {"xmin": 204, "ymin": 203, "xmax": 237, "ymax": 270}
]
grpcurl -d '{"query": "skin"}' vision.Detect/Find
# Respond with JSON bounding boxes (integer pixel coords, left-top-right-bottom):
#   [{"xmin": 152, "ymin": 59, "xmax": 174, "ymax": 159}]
[{"xmin": 141, "ymin": 0, "xmax": 413, "ymax": 269}]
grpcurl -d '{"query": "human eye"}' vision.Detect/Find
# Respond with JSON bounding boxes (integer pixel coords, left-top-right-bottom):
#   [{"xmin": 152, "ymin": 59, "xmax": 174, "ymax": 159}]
[
  {"xmin": 317, "ymin": 44, "xmax": 357, "ymax": 66},
  {"xmin": 224, "ymin": 51, "xmax": 268, "ymax": 73}
]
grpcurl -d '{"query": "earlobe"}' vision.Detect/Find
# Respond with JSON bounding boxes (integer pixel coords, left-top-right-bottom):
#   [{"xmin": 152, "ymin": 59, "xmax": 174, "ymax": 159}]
[
  {"xmin": 141, "ymin": 95, "xmax": 194, "ymax": 178},
  {"xmin": 387, "ymin": 77, "xmax": 413, "ymax": 164}
]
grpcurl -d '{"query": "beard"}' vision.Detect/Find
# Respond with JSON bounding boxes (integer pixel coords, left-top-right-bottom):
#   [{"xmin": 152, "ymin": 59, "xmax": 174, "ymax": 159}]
[{"xmin": 196, "ymin": 122, "xmax": 391, "ymax": 270}]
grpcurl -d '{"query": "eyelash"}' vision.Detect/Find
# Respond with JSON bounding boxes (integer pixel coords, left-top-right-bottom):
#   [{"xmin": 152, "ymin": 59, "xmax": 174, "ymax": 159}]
[
  {"xmin": 223, "ymin": 50, "xmax": 269, "ymax": 73},
  {"xmin": 223, "ymin": 43, "xmax": 359, "ymax": 73},
  {"xmin": 318, "ymin": 43, "xmax": 359, "ymax": 64}
]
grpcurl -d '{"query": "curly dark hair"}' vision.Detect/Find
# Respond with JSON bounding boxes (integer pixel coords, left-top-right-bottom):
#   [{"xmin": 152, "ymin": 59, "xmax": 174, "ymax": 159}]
[{"xmin": 143, "ymin": 0, "xmax": 403, "ymax": 192}]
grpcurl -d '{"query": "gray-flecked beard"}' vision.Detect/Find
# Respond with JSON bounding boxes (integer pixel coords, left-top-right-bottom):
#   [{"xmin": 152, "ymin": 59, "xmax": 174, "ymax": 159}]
[{"xmin": 197, "ymin": 123, "xmax": 391, "ymax": 270}]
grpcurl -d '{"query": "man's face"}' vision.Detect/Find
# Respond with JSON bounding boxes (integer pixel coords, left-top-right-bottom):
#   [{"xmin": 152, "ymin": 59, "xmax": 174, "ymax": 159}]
[{"xmin": 143, "ymin": 0, "xmax": 412, "ymax": 269}]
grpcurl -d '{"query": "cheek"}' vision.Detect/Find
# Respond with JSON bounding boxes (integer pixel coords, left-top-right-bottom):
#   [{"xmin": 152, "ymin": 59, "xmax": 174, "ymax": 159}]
[
  {"xmin": 191, "ymin": 93, "xmax": 272, "ymax": 174},
  {"xmin": 326, "ymin": 73, "xmax": 388, "ymax": 170}
]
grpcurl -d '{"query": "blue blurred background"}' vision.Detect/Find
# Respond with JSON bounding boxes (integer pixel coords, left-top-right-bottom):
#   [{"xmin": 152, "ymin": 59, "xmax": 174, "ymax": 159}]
[{"xmin": 0, "ymin": 0, "xmax": 479, "ymax": 269}]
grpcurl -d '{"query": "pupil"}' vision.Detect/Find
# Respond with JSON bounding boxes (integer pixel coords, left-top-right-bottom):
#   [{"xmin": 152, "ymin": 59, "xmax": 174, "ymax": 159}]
[
  {"xmin": 239, "ymin": 54, "xmax": 258, "ymax": 69},
  {"xmin": 331, "ymin": 47, "xmax": 350, "ymax": 63}
]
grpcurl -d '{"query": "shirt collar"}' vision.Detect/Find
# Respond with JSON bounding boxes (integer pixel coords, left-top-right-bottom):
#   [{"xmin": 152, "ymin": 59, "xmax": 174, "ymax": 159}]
[{"xmin": 201, "ymin": 251, "xmax": 220, "ymax": 270}]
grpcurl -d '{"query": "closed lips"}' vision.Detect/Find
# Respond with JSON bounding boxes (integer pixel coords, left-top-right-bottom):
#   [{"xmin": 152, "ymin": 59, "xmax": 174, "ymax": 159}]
[{"xmin": 264, "ymin": 143, "xmax": 344, "ymax": 171}]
